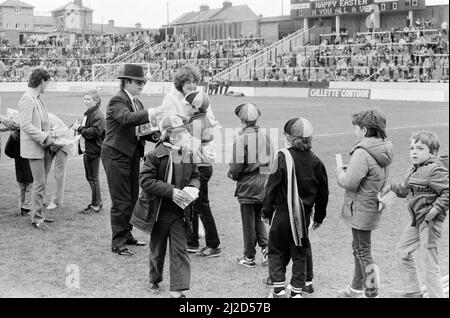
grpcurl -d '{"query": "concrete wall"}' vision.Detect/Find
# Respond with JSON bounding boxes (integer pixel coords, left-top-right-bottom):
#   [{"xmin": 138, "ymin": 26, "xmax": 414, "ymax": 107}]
[
  {"xmin": 240, "ymin": 20, "xmax": 259, "ymax": 37},
  {"xmin": 259, "ymin": 22, "xmax": 280, "ymax": 44}
]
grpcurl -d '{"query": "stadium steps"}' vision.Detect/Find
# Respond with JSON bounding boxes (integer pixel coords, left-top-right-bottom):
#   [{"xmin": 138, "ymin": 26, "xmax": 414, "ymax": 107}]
[
  {"xmin": 85, "ymin": 40, "xmax": 155, "ymax": 81},
  {"xmin": 213, "ymin": 26, "xmax": 314, "ymax": 81}
]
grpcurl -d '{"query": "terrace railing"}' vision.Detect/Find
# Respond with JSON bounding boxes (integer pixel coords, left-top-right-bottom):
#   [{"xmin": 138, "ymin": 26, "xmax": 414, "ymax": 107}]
[{"xmin": 213, "ymin": 26, "xmax": 314, "ymax": 81}]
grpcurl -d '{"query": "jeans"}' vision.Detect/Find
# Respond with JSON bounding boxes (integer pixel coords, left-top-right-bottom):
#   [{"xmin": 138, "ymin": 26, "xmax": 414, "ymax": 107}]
[
  {"xmin": 240, "ymin": 203, "xmax": 268, "ymax": 259},
  {"xmin": 50, "ymin": 150, "xmax": 68, "ymax": 206},
  {"xmin": 83, "ymin": 155, "xmax": 102, "ymax": 207},
  {"xmin": 397, "ymin": 220, "xmax": 445, "ymax": 298},
  {"xmin": 29, "ymin": 149, "xmax": 54, "ymax": 224},
  {"xmin": 351, "ymin": 228, "xmax": 379, "ymax": 298},
  {"xmin": 187, "ymin": 166, "xmax": 220, "ymax": 249}
]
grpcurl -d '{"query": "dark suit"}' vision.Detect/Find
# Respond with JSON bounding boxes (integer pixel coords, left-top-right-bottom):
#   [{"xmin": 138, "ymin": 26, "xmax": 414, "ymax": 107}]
[{"xmin": 101, "ymin": 89, "xmax": 150, "ymax": 249}]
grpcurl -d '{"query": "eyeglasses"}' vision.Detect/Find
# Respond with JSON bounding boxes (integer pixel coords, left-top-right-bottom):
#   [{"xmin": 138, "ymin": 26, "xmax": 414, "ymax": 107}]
[{"xmin": 133, "ymin": 80, "xmax": 147, "ymax": 86}]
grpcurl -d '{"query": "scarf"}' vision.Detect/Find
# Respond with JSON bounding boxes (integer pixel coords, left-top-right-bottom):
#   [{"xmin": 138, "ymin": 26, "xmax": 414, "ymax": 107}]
[{"xmin": 270, "ymin": 149, "xmax": 308, "ymax": 247}]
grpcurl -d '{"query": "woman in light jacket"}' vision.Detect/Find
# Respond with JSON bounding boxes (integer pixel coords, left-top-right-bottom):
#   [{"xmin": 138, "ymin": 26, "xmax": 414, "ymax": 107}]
[{"xmin": 336, "ymin": 110, "xmax": 394, "ymax": 299}]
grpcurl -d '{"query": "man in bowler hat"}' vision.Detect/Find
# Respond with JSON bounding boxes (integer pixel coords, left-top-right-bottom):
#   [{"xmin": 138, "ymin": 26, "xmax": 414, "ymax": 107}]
[{"xmin": 101, "ymin": 64, "xmax": 154, "ymax": 256}]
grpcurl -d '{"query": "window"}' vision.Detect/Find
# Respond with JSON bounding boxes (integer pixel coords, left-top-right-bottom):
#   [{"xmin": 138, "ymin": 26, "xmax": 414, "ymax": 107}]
[
  {"xmin": 405, "ymin": 0, "xmax": 411, "ymax": 7},
  {"xmin": 53, "ymin": 25, "xmax": 57, "ymax": 31},
  {"xmin": 381, "ymin": 3, "xmax": 386, "ymax": 10},
  {"xmin": 393, "ymin": 2, "xmax": 398, "ymax": 10},
  {"xmin": 412, "ymin": 0, "xmax": 418, "ymax": 6},
  {"xmin": 14, "ymin": 7, "xmax": 22, "ymax": 14},
  {"xmin": 15, "ymin": 23, "xmax": 20, "ymax": 29},
  {"xmin": 297, "ymin": 10, "xmax": 302, "ymax": 17},
  {"xmin": 6, "ymin": 22, "xmax": 11, "ymax": 29}
]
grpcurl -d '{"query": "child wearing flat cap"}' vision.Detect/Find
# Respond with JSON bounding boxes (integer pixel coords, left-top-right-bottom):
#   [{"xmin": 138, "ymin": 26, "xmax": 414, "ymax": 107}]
[
  {"xmin": 228, "ymin": 103, "xmax": 274, "ymax": 269},
  {"xmin": 262, "ymin": 118, "xmax": 329, "ymax": 298}
]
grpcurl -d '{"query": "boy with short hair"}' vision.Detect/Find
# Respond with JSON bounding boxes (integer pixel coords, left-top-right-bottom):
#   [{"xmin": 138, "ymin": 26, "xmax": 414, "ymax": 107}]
[
  {"xmin": 390, "ymin": 131, "xmax": 449, "ymax": 298},
  {"xmin": 262, "ymin": 118, "xmax": 329, "ymax": 298},
  {"xmin": 228, "ymin": 103, "xmax": 274, "ymax": 268},
  {"xmin": 132, "ymin": 114, "xmax": 200, "ymax": 299}
]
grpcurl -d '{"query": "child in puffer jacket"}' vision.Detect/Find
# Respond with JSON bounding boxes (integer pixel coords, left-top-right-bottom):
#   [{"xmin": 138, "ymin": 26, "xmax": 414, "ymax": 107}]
[{"xmin": 390, "ymin": 131, "xmax": 449, "ymax": 298}]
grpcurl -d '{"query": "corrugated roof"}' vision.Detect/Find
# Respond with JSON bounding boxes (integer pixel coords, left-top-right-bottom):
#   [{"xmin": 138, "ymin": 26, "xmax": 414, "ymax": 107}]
[
  {"xmin": 0, "ymin": 0, "xmax": 34, "ymax": 8},
  {"xmin": 171, "ymin": 4, "xmax": 257, "ymax": 26},
  {"xmin": 90, "ymin": 23, "xmax": 152, "ymax": 35},
  {"xmin": 212, "ymin": 5, "xmax": 258, "ymax": 23},
  {"xmin": 52, "ymin": 1, "xmax": 93, "ymax": 12}
]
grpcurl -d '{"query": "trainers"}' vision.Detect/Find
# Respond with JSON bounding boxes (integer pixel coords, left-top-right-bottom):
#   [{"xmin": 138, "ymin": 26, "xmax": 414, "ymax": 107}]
[
  {"xmin": 261, "ymin": 247, "xmax": 268, "ymax": 266},
  {"xmin": 187, "ymin": 246, "xmax": 200, "ymax": 254},
  {"xmin": 268, "ymin": 289, "xmax": 287, "ymax": 299},
  {"xmin": 78, "ymin": 205, "xmax": 94, "ymax": 215},
  {"xmin": 47, "ymin": 202, "xmax": 59, "ymax": 210},
  {"xmin": 290, "ymin": 291, "xmax": 304, "ymax": 298},
  {"xmin": 337, "ymin": 286, "xmax": 364, "ymax": 298},
  {"xmin": 197, "ymin": 247, "xmax": 221, "ymax": 258},
  {"xmin": 303, "ymin": 284, "xmax": 315, "ymax": 295},
  {"xmin": 236, "ymin": 256, "xmax": 256, "ymax": 268}
]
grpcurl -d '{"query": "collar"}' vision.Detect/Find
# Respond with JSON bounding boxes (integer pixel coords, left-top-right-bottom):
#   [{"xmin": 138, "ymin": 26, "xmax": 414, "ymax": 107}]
[
  {"xmin": 154, "ymin": 142, "xmax": 170, "ymax": 158},
  {"xmin": 84, "ymin": 105, "xmax": 100, "ymax": 116},
  {"xmin": 239, "ymin": 125, "xmax": 260, "ymax": 135},
  {"xmin": 123, "ymin": 89, "xmax": 135, "ymax": 103}
]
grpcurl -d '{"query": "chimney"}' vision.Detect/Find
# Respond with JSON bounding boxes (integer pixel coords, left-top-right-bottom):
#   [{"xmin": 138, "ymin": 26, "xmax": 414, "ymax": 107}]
[
  {"xmin": 223, "ymin": 1, "xmax": 232, "ymax": 9},
  {"xmin": 108, "ymin": 19, "xmax": 114, "ymax": 26},
  {"xmin": 74, "ymin": 0, "xmax": 83, "ymax": 8},
  {"xmin": 199, "ymin": 4, "xmax": 210, "ymax": 12},
  {"xmin": 135, "ymin": 23, "xmax": 142, "ymax": 29}
]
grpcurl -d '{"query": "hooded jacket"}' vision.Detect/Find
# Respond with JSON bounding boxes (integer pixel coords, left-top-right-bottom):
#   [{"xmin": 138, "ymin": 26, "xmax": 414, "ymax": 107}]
[
  {"xmin": 391, "ymin": 157, "xmax": 449, "ymax": 227},
  {"xmin": 337, "ymin": 137, "xmax": 394, "ymax": 231}
]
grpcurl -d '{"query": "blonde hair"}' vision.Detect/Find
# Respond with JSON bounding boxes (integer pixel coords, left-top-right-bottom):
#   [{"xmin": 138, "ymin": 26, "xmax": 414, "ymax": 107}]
[{"xmin": 84, "ymin": 89, "xmax": 101, "ymax": 107}]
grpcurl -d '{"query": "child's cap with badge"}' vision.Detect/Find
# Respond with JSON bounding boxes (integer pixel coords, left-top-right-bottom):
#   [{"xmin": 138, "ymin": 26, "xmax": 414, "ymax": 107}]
[
  {"xmin": 159, "ymin": 115, "xmax": 188, "ymax": 137},
  {"xmin": 235, "ymin": 103, "xmax": 261, "ymax": 122},
  {"xmin": 284, "ymin": 118, "xmax": 314, "ymax": 138},
  {"xmin": 184, "ymin": 91, "xmax": 210, "ymax": 113}
]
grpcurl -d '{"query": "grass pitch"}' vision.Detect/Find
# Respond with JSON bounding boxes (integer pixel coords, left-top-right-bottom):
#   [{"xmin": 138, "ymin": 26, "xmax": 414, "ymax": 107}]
[{"xmin": 0, "ymin": 91, "xmax": 448, "ymax": 298}]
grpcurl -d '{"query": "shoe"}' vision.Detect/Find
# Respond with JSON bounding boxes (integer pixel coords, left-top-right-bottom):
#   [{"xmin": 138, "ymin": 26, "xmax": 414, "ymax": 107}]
[
  {"xmin": 303, "ymin": 284, "xmax": 315, "ymax": 295},
  {"xmin": 290, "ymin": 291, "xmax": 304, "ymax": 299},
  {"xmin": 236, "ymin": 256, "xmax": 256, "ymax": 268},
  {"xmin": 149, "ymin": 283, "xmax": 160, "ymax": 292},
  {"xmin": 400, "ymin": 291, "xmax": 424, "ymax": 298},
  {"xmin": 268, "ymin": 289, "xmax": 286, "ymax": 299},
  {"xmin": 187, "ymin": 246, "xmax": 200, "ymax": 254},
  {"xmin": 78, "ymin": 206, "xmax": 94, "ymax": 215},
  {"xmin": 111, "ymin": 247, "xmax": 134, "ymax": 256},
  {"xmin": 21, "ymin": 208, "xmax": 30, "ymax": 216},
  {"xmin": 337, "ymin": 286, "xmax": 364, "ymax": 298},
  {"xmin": 126, "ymin": 239, "xmax": 146, "ymax": 247},
  {"xmin": 261, "ymin": 247, "xmax": 268, "ymax": 266},
  {"xmin": 32, "ymin": 223, "xmax": 49, "ymax": 231},
  {"xmin": 91, "ymin": 205, "xmax": 101, "ymax": 213},
  {"xmin": 47, "ymin": 202, "xmax": 58, "ymax": 210},
  {"xmin": 44, "ymin": 218, "xmax": 56, "ymax": 223},
  {"xmin": 197, "ymin": 247, "xmax": 221, "ymax": 258},
  {"xmin": 169, "ymin": 291, "xmax": 186, "ymax": 298}
]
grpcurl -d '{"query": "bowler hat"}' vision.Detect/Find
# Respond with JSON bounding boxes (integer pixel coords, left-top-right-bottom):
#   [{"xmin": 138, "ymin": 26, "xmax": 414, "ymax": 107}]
[{"xmin": 118, "ymin": 64, "xmax": 147, "ymax": 81}]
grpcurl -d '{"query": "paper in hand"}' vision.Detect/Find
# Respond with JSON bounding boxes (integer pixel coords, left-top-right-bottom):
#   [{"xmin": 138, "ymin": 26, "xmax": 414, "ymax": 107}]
[{"xmin": 173, "ymin": 187, "xmax": 199, "ymax": 209}]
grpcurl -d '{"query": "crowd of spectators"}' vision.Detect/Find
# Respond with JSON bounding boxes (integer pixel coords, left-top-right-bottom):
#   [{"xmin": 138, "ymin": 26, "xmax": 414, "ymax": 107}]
[
  {"xmin": 1, "ymin": 32, "xmax": 156, "ymax": 82},
  {"xmin": 1, "ymin": 20, "xmax": 448, "ymax": 83}
]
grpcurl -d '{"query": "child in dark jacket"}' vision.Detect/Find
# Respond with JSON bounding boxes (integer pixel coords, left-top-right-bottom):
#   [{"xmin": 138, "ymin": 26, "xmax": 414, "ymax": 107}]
[
  {"xmin": 228, "ymin": 103, "xmax": 274, "ymax": 268},
  {"xmin": 262, "ymin": 118, "xmax": 329, "ymax": 298},
  {"xmin": 74, "ymin": 90, "xmax": 105, "ymax": 214},
  {"xmin": 135, "ymin": 114, "xmax": 200, "ymax": 299},
  {"xmin": 390, "ymin": 131, "xmax": 449, "ymax": 298}
]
